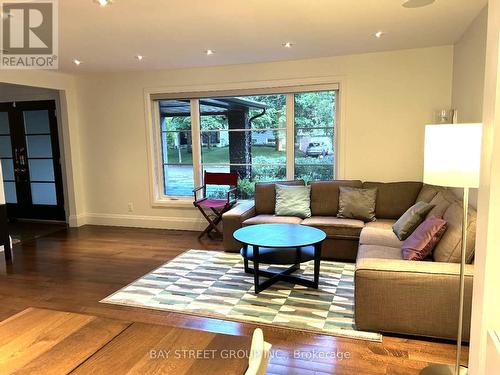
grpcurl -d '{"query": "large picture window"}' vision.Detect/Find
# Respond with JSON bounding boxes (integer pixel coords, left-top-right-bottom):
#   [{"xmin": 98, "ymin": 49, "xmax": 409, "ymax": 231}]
[{"xmin": 153, "ymin": 87, "xmax": 337, "ymax": 200}]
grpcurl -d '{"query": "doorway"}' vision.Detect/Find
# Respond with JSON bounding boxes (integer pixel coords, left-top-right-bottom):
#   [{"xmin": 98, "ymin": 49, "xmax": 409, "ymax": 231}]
[{"xmin": 0, "ymin": 100, "xmax": 65, "ymax": 221}]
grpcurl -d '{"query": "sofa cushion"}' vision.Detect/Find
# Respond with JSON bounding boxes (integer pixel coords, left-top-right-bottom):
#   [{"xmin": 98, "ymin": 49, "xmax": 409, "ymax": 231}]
[
  {"xmin": 357, "ymin": 244, "xmax": 402, "ymax": 261},
  {"xmin": 359, "ymin": 227, "xmax": 403, "ymax": 248},
  {"xmin": 392, "ymin": 201, "xmax": 434, "ymax": 241},
  {"xmin": 433, "ymin": 201, "xmax": 477, "ymax": 263},
  {"xmin": 416, "ymin": 184, "xmax": 444, "ymax": 203},
  {"xmin": 426, "ymin": 189, "xmax": 458, "ymax": 218},
  {"xmin": 364, "ymin": 219, "xmax": 397, "ymax": 230},
  {"xmin": 275, "ymin": 184, "xmax": 311, "ymax": 218},
  {"xmin": 337, "ymin": 186, "xmax": 377, "ymax": 222},
  {"xmin": 301, "ymin": 216, "xmax": 364, "ymax": 238},
  {"xmin": 362, "ymin": 181, "xmax": 423, "ymax": 219},
  {"xmin": 254, "ymin": 180, "xmax": 305, "ymax": 214},
  {"xmin": 309, "ymin": 180, "xmax": 362, "ymax": 216},
  {"xmin": 242, "ymin": 214, "xmax": 303, "ymax": 226}
]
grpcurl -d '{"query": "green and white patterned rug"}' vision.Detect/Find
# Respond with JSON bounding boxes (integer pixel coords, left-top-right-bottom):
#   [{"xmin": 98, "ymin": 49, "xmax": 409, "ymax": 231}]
[{"xmin": 101, "ymin": 250, "xmax": 381, "ymax": 342}]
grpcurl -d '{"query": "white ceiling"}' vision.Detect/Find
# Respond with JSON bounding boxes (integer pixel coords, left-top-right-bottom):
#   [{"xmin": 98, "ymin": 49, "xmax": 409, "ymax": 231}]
[{"xmin": 58, "ymin": 0, "xmax": 487, "ymax": 73}]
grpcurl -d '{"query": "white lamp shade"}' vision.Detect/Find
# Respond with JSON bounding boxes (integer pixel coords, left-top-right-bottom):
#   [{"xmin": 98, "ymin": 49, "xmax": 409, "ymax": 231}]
[{"xmin": 424, "ymin": 124, "xmax": 482, "ymax": 188}]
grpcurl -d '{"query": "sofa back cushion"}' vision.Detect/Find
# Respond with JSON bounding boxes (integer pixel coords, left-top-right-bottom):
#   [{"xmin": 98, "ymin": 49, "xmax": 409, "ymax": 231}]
[
  {"xmin": 309, "ymin": 180, "xmax": 362, "ymax": 216},
  {"xmin": 254, "ymin": 180, "xmax": 305, "ymax": 214},
  {"xmin": 362, "ymin": 181, "xmax": 423, "ymax": 219},
  {"xmin": 425, "ymin": 189, "xmax": 458, "ymax": 218},
  {"xmin": 433, "ymin": 201, "xmax": 477, "ymax": 264},
  {"xmin": 416, "ymin": 184, "xmax": 444, "ymax": 203}
]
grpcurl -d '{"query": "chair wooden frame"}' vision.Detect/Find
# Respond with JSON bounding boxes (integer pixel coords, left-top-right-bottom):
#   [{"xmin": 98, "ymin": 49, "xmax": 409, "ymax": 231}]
[{"xmin": 193, "ymin": 171, "xmax": 239, "ymax": 239}]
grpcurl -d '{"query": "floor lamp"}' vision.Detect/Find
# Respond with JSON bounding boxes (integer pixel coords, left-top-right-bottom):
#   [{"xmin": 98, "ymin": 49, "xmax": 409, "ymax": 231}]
[{"xmin": 420, "ymin": 123, "xmax": 483, "ymax": 375}]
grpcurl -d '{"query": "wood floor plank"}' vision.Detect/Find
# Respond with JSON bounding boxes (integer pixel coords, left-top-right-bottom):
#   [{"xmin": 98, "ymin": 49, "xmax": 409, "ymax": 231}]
[
  {"xmin": 0, "ymin": 310, "xmax": 93, "ymax": 374},
  {"xmin": 13, "ymin": 314, "xmax": 130, "ymax": 375},
  {"xmin": 0, "ymin": 225, "xmax": 467, "ymax": 374},
  {"xmin": 71, "ymin": 323, "xmax": 175, "ymax": 375},
  {"xmin": 185, "ymin": 334, "xmax": 252, "ymax": 374},
  {"xmin": 71, "ymin": 322, "xmax": 249, "ymax": 375}
]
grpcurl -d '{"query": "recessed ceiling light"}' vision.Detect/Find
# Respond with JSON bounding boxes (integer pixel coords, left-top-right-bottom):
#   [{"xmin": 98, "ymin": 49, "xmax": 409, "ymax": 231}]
[
  {"xmin": 374, "ymin": 31, "xmax": 384, "ymax": 38},
  {"xmin": 73, "ymin": 59, "xmax": 82, "ymax": 66},
  {"xmin": 282, "ymin": 42, "xmax": 293, "ymax": 48},
  {"xmin": 402, "ymin": 0, "xmax": 435, "ymax": 8},
  {"xmin": 95, "ymin": 0, "xmax": 112, "ymax": 7},
  {"xmin": 136, "ymin": 55, "xmax": 143, "ymax": 61},
  {"xmin": 205, "ymin": 49, "xmax": 214, "ymax": 55}
]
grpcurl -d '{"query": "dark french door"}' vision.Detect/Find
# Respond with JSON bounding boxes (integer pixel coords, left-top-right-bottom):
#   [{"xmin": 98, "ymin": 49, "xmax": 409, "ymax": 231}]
[{"xmin": 0, "ymin": 100, "xmax": 65, "ymax": 221}]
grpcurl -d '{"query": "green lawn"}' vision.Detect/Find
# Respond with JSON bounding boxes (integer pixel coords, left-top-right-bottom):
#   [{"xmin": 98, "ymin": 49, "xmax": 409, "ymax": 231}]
[
  {"xmin": 166, "ymin": 145, "xmax": 335, "ymax": 165},
  {"xmin": 166, "ymin": 146, "xmax": 285, "ymax": 164}
]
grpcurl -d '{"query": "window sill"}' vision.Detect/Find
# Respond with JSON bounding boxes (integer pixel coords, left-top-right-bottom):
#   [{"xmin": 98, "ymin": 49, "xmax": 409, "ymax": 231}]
[{"xmin": 152, "ymin": 197, "xmax": 194, "ymax": 208}]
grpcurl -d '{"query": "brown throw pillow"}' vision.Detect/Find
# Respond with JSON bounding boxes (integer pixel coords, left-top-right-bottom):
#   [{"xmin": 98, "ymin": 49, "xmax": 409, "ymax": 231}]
[
  {"xmin": 337, "ymin": 186, "xmax": 377, "ymax": 222},
  {"xmin": 402, "ymin": 216, "xmax": 447, "ymax": 261},
  {"xmin": 392, "ymin": 201, "xmax": 434, "ymax": 241}
]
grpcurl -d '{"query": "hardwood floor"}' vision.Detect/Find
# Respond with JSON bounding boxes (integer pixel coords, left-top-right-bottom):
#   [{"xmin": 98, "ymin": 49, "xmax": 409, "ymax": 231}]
[
  {"xmin": 0, "ymin": 225, "xmax": 467, "ymax": 374},
  {"xmin": 0, "ymin": 308, "xmax": 249, "ymax": 374}
]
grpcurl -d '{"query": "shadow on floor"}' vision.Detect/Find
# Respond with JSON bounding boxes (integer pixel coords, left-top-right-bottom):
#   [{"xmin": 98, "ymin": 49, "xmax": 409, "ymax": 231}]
[{"xmin": 8, "ymin": 221, "xmax": 67, "ymax": 245}]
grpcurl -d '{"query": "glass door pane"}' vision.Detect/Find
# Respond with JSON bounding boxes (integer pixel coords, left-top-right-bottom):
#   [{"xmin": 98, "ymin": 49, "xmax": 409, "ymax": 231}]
[
  {"xmin": 23, "ymin": 110, "xmax": 57, "ymax": 206},
  {"xmin": 0, "ymin": 112, "xmax": 16, "ymax": 203}
]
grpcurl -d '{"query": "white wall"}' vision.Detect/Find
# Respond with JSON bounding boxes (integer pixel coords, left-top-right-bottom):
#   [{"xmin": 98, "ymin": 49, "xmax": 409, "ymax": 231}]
[
  {"xmin": 74, "ymin": 46, "xmax": 453, "ymax": 229},
  {"xmin": 0, "ymin": 83, "xmax": 58, "ymax": 102},
  {"xmin": 452, "ymin": 7, "xmax": 488, "ymax": 124}
]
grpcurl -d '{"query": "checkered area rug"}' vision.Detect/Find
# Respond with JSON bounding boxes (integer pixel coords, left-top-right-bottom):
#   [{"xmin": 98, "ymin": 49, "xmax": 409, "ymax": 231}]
[{"xmin": 101, "ymin": 250, "xmax": 381, "ymax": 342}]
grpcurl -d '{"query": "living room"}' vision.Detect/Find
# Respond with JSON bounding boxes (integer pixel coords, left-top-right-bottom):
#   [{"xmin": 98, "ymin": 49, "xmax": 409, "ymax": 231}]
[{"xmin": 0, "ymin": 1, "xmax": 499, "ymax": 374}]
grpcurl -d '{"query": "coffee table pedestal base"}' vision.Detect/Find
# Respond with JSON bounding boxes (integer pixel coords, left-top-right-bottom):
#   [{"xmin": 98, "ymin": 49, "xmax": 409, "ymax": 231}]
[{"xmin": 240, "ymin": 244, "xmax": 322, "ymax": 294}]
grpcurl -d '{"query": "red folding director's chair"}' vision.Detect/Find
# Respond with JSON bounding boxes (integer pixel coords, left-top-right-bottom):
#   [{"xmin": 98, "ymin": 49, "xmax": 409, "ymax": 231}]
[{"xmin": 193, "ymin": 171, "xmax": 239, "ymax": 239}]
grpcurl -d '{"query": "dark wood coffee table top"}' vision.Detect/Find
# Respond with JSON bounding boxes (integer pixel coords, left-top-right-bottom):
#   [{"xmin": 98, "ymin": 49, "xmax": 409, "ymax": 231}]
[{"xmin": 234, "ymin": 223, "xmax": 326, "ymax": 248}]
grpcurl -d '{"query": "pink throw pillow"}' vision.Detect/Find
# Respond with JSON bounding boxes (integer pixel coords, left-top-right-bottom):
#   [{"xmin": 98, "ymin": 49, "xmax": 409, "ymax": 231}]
[{"xmin": 402, "ymin": 216, "xmax": 447, "ymax": 261}]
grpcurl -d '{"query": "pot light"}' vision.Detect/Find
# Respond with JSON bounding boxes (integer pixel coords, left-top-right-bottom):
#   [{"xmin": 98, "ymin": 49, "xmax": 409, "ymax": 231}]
[
  {"xmin": 402, "ymin": 0, "xmax": 435, "ymax": 8},
  {"xmin": 95, "ymin": 0, "xmax": 112, "ymax": 7},
  {"xmin": 205, "ymin": 49, "xmax": 214, "ymax": 56},
  {"xmin": 136, "ymin": 55, "xmax": 143, "ymax": 61},
  {"xmin": 73, "ymin": 59, "xmax": 82, "ymax": 66},
  {"xmin": 374, "ymin": 31, "xmax": 384, "ymax": 38},
  {"xmin": 282, "ymin": 42, "xmax": 293, "ymax": 48}
]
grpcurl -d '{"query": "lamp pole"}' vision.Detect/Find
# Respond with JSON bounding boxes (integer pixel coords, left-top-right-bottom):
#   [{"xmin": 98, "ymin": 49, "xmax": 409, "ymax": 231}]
[
  {"xmin": 455, "ymin": 187, "xmax": 469, "ymax": 374},
  {"xmin": 420, "ymin": 188, "xmax": 469, "ymax": 375}
]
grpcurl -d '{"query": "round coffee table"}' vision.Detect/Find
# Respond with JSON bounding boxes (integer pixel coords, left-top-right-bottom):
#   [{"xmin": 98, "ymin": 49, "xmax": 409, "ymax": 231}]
[{"xmin": 233, "ymin": 224, "xmax": 326, "ymax": 294}]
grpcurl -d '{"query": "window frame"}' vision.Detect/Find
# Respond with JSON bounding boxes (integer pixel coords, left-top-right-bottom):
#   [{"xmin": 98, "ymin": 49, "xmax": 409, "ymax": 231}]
[{"xmin": 145, "ymin": 79, "xmax": 343, "ymax": 207}]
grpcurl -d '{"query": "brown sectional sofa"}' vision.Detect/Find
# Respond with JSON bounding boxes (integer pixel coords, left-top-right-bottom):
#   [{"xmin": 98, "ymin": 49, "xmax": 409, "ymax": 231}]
[{"xmin": 222, "ymin": 180, "xmax": 476, "ymax": 340}]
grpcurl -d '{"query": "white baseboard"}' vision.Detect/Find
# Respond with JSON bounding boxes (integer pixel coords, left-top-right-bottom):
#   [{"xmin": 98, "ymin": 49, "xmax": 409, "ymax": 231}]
[
  {"xmin": 81, "ymin": 213, "xmax": 206, "ymax": 231},
  {"xmin": 68, "ymin": 213, "xmax": 88, "ymax": 227}
]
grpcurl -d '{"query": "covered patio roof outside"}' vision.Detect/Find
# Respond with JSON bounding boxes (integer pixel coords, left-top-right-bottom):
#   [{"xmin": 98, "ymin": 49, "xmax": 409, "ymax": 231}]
[
  {"xmin": 159, "ymin": 97, "xmax": 266, "ymax": 117},
  {"xmin": 160, "ymin": 97, "xmax": 268, "ymax": 180}
]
